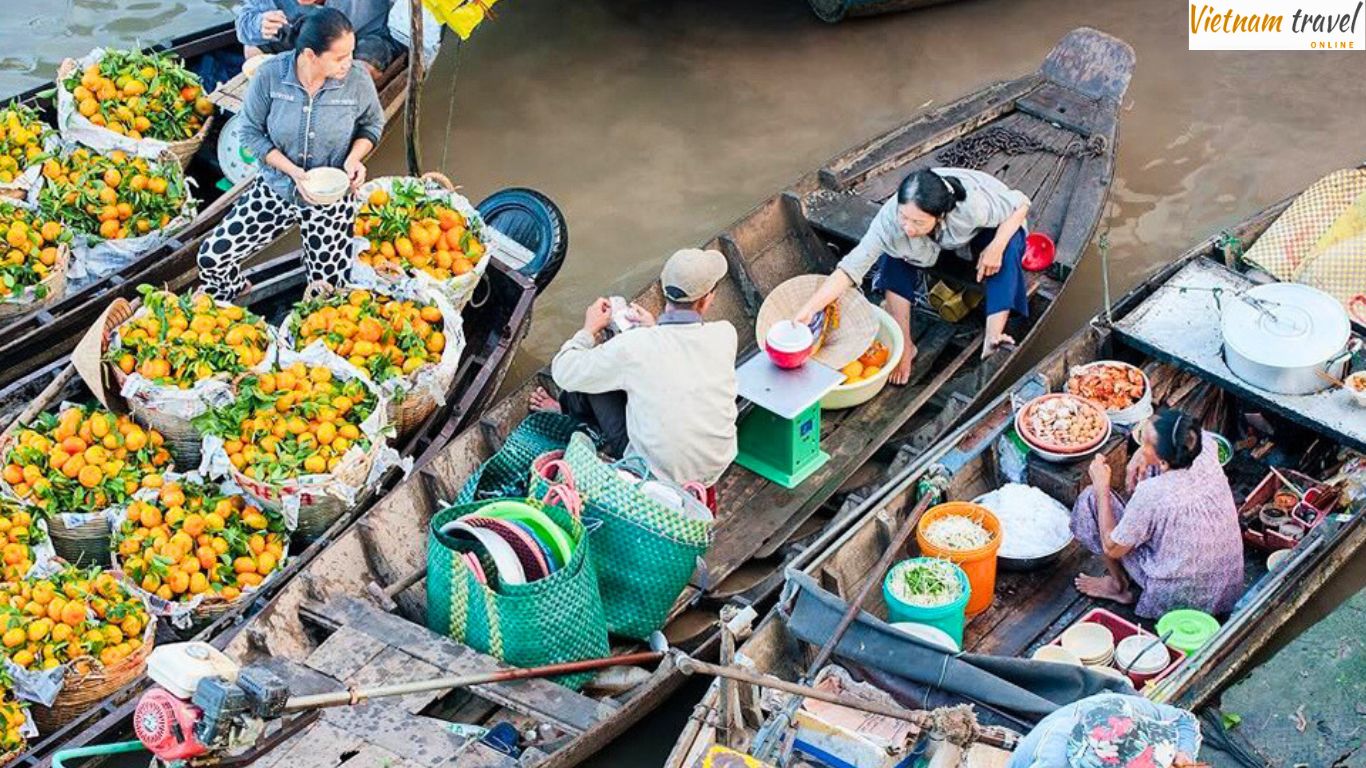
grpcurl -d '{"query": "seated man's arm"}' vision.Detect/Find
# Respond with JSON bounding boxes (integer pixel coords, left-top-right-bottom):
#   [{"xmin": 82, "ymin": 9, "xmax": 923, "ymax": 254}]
[{"xmin": 550, "ymin": 330, "xmax": 631, "ymax": 395}]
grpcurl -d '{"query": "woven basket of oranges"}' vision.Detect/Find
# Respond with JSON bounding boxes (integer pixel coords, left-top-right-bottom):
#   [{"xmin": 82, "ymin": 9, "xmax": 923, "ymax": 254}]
[
  {"xmin": 352, "ymin": 174, "xmax": 491, "ymax": 311},
  {"xmin": 0, "ymin": 201, "xmax": 71, "ymax": 322},
  {"xmin": 0, "ymin": 404, "xmax": 173, "ymax": 566},
  {"xmin": 56, "ymin": 49, "xmax": 212, "ymax": 168},
  {"xmin": 111, "ymin": 474, "xmax": 287, "ymax": 632},
  {"xmin": 104, "ymin": 286, "xmax": 273, "ymax": 468},
  {"xmin": 0, "ymin": 104, "xmax": 55, "ymax": 203},
  {"xmin": 282, "ymin": 285, "xmax": 464, "ymax": 438},
  {"xmin": 193, "ymin": 356, "xmax": 392, "ymax": 540},
  {"xmin": 0, "ymin": 500, "xmax": 54, "ymax": 585},
  {"xmin": 0, "ymin": 673, "xmax": 29, "ymax": 760},
  {"xmin": 0, "ymin": 564, "xmax": 155, "ymax": 733}
]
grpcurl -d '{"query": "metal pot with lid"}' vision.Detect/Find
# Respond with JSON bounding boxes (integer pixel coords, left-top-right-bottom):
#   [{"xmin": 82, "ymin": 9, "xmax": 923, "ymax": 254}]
[{"xmin": 1221, "ymin": 283, "xmax": 1353, "ymax": 395}]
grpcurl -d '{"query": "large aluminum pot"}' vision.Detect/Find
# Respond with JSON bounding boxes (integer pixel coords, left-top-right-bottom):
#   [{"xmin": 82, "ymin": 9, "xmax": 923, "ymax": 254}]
[{"xmin": 1221, "ymin": 283, "xmax": 1352, "ymax": 395}]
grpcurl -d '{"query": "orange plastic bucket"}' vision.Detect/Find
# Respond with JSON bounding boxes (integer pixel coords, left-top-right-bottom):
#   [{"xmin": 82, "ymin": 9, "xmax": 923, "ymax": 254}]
[{"xmin": 915, "ymin": 502, "xmax": 1002, "ymax": 616}]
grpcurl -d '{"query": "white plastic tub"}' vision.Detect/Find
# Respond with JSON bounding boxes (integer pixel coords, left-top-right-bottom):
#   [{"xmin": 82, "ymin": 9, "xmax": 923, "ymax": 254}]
[{"xmin": 820, "ymin": 306, "xmax": 904, "ymax": 410}]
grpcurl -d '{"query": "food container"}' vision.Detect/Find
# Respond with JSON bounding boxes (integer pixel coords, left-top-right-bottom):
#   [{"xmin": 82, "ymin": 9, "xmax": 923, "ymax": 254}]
[
  {"xmin": 1221, "ymin": 283, "xmax": 1352, "ymax": 395},
  {"xmin": 764, "ymin": 320, "xmax": 815, "ymax": 369},
  {"xmin": 299, "ymin": 167, "xmax": 350, "ymax": 206},
  {"xmin": 1156, "ymin": 609, "xmax": 1219, "ymax": 655},
  {"xmin": 1066, "ymin": 360, "xmax": 1152, "ymax": 426},
  {"xmin": 821, "ymin": 306, "xmax": 904, "ymax": 410},
  {"xmin": 972, "ymin": 486, "xmax": 1073, "ymax": 572},
  {"xmin": 1059, "ymin": 622, "xmax": 1114, "ymax": 666},
  {"xmin": 1211, "ymin": 432, "xmax": 1233, "ymax": 467},
  {"xmin": 1050, "ymin": 608, "xmax": 1187, "ymax": 690},
  {"xmin": 882, "ymin": 558, "xmax": 971, "ymax": 648},
  {"xmin": 1031, "ymin": 645, "xmax": 1081, "ymax": 665},
  {"xmin": 1345, "ymin": 371, "xmax": 1366, "ymax": 407},
  {"xmin": 1237, "ymin": 468, "xmax": 1329, "ymax": 552},
  {"xmin": 914, "ymin": 503, "xmax": 1001, "ymax": 616},
  {"xmin": 1015, "ymin": 393, "xmax": 1112, "ymax": 463}
]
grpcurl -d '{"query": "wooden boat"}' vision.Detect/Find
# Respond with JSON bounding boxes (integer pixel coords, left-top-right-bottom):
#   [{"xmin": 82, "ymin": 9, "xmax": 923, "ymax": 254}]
[
  {"xmin": 0, "ymin": 22, "xmax": 418, "ymax": 391},
  {"xmin": 667, "ymin": 193, "xmax": 1366, "ymax": 766},
  {"xmin": 23, "ymin": 28, "xmax": 1136, "ymax": 768},
  {"xmin": 806, "ymin": 0, "xmax": 964, "ymax": 24}
]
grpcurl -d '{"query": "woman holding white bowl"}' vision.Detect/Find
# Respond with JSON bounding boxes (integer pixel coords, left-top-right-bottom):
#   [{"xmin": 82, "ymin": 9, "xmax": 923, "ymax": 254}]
[{"xmin": 197, "ymin": 8, "xmax": 384, "ymax": 301}]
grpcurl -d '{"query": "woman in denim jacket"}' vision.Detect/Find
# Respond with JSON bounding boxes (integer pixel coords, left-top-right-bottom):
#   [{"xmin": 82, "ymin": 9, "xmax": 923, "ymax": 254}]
[{"xmin": 197, "ymin": 7, "xmax": 384, "ymax": 301}]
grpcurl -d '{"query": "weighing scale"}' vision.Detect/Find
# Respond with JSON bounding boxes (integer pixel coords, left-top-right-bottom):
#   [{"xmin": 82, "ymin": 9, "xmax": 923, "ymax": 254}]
[{"xmin": 734, "ymin": 353, "xmax": 845, "ymax": 488}]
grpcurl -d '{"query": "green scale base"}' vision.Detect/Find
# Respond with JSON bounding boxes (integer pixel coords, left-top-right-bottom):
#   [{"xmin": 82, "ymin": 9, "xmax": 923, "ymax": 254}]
[{"xmin": 735, "ymin": 400, "xmax": 829, "ymax": 489}]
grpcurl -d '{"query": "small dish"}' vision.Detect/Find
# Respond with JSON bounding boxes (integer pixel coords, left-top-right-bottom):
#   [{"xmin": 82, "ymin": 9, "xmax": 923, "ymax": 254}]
[
  {"xmin": 1266, "ymin": 548, "xmax": 1293, "ymax": 571},
  {"xmin": 889, "ymin": 622, "xmax": 960, "ymax": 652},
  {"xmin": 300, "ymin": 167, "xmax": 349, "ymax": 205},
  {"xmin": 478, "ymin": 500, "xmax": 575, "ymax": 568},
  {"xmin": 440, "ymin": 520, "xmax": 526, "ymax": 587},
  {"xmin": 1031, "ymin": 645, "xmax": 1081, "ymax": 666},
  {"xmin": 1060, "ymin": 622, "xmax": 1115, "ymax": 664},
  {"xmin": 1345, "ymin": 371, "xmax": 1366, "ymax": 407},
  {"xmin": 465, "ymin": 517, "xmax": 549, "ymax": 581},
  {"xmin": 1114, "ymin": 634, "xmax": 1171, "ymax": 674}
]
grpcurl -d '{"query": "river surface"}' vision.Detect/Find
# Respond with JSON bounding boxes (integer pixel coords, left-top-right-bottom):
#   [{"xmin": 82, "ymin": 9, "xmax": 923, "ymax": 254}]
[{"xmin": 8, "ymin": 0, "xmax": 1366, "ymax": 764}]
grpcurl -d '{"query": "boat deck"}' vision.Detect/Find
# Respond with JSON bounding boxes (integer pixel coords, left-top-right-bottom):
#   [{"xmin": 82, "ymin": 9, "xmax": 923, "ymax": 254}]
[{"xmin": 1114, "ymin": 258, "xmax": 1366, "ymax": 453}]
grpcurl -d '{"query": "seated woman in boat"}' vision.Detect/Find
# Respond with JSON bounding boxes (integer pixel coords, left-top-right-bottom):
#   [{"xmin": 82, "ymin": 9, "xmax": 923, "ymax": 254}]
[
  {"xmin": 1007, "ymin": 692, "xmax": 1203, "ymax": 768},
  {"xmin": 530, "ymin": 249, "xmax": 738, "ymax": 501},
  {"xmin": 795, "ymin": 168, "xmax": 1030, "ymax": 383},
  {"xmin": 1072, "ymin": 409, "xmax": 1244, "ymax": 619},
  {"xmin": 198, "ymin": 8, "xmax": 383, "ymax": 302},
  {"xmin": 235, "ymin": 0, "xmax": 406, "ymax": 80}
]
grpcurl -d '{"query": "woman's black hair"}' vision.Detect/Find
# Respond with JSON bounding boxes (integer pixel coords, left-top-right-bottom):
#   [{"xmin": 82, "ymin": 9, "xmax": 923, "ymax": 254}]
[
  {"xmin": 295, "ymin": 7, "xmax": 354, "ymax": 55},
  {"xmin": 896, "ymin": 170, "xmax": 968, "ymax": 218},
  {"xmin": 1153, "ymin": 409, "xmax": 1203, "ymax": 469}
]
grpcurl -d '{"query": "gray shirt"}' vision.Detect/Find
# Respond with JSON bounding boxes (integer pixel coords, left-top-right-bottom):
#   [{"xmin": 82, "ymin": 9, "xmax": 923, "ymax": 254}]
[
  {"xmin": 239, "ymin": 52, "xmax": 385, "ymax": 200},
  {"xmin": 835, "ymin": 168, "xmax": 1030, "ymax": 284},
  {"xmin": 235, "ymin": 0, "xmax": 393, "ymax": 46}
]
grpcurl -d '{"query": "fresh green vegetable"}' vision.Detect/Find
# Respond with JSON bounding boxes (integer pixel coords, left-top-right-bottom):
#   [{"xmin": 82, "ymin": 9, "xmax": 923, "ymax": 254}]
[{"xmin": 891, "ymin": 559, "xmax": 962, "ymax": 608}]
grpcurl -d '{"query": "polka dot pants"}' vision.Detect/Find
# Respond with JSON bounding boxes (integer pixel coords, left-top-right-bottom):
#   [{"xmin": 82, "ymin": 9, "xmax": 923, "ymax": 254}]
[{"xmin": 196, "ymin": 181, "xmax": 358, "ymax": 300}]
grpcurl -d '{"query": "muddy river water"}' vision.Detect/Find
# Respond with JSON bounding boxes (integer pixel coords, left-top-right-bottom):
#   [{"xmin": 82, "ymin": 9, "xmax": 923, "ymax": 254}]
[{"xmin": 6, "ymin": 0, "xmax": 1366, "ymax": 763}]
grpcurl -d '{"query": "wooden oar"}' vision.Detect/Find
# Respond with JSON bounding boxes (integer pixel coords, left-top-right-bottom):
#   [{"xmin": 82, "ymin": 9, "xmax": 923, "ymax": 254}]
[{"xmin": 366, "ymin": 566, "xmax": 427, "ymax": 611}]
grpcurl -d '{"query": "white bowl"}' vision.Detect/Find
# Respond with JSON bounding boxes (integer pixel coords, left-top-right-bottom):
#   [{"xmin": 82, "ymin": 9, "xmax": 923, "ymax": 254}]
[
  {"xmin": 889, "ymin": 622, "xmax": 960, "ymax": 652},
  {"xmin": 300, "ymin": 167, "xmax": 350, "ymax": 205},
  {"xmin": 1114, "ymin": 634, "xmax": 1171, "ymax": 674},
  {"xmin": 1031, "ymin": 645, "xmax": 1081, "ymax": 666},
  {"xmin": 1060, "ymin": 622, "xmax": 1115, "ymax": 663},
  {"xmin": 820, "ymin": 305, "xmax": 905, "ymax": 410}
]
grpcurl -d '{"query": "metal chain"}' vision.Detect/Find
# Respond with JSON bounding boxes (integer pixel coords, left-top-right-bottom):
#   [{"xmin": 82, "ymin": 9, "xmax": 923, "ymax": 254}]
[{"xmin": 936, "ymin": 125, "xmax": 1106, "ymax": 170}]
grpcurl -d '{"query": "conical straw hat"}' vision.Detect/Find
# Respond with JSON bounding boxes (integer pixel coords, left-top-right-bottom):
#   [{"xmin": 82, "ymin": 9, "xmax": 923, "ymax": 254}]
[{"xmin": 755, "ymin": 275, "xmax": 878, "ymax": 370}]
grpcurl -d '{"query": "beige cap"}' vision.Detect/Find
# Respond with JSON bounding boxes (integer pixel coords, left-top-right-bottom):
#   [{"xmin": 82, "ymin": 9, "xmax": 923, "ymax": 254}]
[{"xmin": 661, "ymin": 248, "xmax": 728, "ymax": 303}]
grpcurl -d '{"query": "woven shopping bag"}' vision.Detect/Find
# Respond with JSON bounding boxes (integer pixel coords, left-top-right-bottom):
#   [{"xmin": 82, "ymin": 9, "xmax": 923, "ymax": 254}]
[
  {"xmin": 531, "ymin": 432, "xmax": 714, "ymax": 640},
  {"xmin": 455, "ymin": 412, "xmax": 582, "ymax": 504},
  {"xmin": 425, "ymin": 487, "xmax": 609, "ymax": 690}
]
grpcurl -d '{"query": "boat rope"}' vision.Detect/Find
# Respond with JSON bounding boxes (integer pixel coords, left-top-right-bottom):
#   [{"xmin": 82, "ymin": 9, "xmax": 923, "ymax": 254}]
[
  {"xmin": 936, "ymin": 126, "xmax": 1106, "ymax": 170},
  {"xmin": 439, "ymin": 35, "xmax": 463, "ymax": 175}
]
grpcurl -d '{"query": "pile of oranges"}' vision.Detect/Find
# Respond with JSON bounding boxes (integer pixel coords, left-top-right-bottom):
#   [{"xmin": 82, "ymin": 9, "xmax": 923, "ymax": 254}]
[
  {"xmin": 114, "ymin": 478, "xmax": 286, "ymax": 605},
  {"xmin": 0, "ymin": 678, "xmax": 24, "ymax": 755},
  {"xmin": 64, "ymin": 49, "xmax": 212, "ymax": 142},
  {"xmin": 290, "ymin": 289, "xmax": 447, "ymax": 382},
  {"xmin": 354, "ymin": 183, "xmax": 487, "ymax": 283},
  {"xmin": 2, "ymin": 405, "xmax": 172, "ymax": 515},
  {"xmin": 0, "ymin": 564, "xmax": 150, "ymax": 671},
  {"xmin": 38, "ymin": 147, "xmax": 188, "ymax": 241},
  {"xmin": 110, "ymin": 287, "xmax": 270, "ymax": 388},
  {"xmin": 193, "ymin": 362, "xmax": 378, "ymax": 484},
  {"xmin": 0, "ymin": 104, "xmax": 52, "ymax": 185},
  {"xmin": 839, "ymin": 340, "xmax": 891, "ymax": 385},
  {"xmin": 0, "ymin": 203, "xmax": 69, "ymax": 301},
  {"xmin": 0, "ymin": 503, "xmax": 41, "ymax": 584}
]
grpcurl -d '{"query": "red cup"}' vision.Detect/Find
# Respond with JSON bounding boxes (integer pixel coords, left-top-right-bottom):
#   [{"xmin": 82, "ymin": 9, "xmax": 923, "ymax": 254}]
[{"xmin": 765, "ymin": 321, "xmax": 814, "ymax": 369}]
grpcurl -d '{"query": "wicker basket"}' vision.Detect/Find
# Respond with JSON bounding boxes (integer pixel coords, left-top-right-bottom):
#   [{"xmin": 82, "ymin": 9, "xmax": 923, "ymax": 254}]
[
  {"xmin": 30, "ymin": 622, "xmax": 154, "ymax": 733},
  {"xmin": 230, "ymin": 442, "xmax": 379, "ymax": 540},
  {"xmin": 45, "ymin": 514, "xmax": 112, "ymax": 568},
  {"xmin": 0, "ymin": 244, "xmax": 69, "ymax": 323},
  {"xmin": 56, "ymin": 58, "xmax": 211, "ymax": 170}
]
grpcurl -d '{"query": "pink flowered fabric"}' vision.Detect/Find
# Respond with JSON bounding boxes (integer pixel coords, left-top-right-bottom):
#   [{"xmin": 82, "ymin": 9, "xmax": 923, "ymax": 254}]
[{"xmin": 1072, "ymin": 434, "xmax": 1244, "ymax": 618}]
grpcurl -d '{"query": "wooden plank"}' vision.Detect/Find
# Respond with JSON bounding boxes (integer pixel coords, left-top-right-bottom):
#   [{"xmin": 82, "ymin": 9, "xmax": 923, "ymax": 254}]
[
  {"xmin": 803, "ymin": 192, "xmax": 881, "ymax": 245},
  {"xmin": 305, "ymin": 625, "xmax": 387, "ymax": 682},
  {"xmin": 349, "ymin": 646, "xmax": 447, "ymax": 714},
  {"xmin": 253, "ymin": 721, "xmax": 367, "ymax": 768},
  {"xmin": 1039, "ymin": 28, "xmax": 1136, "ymax": 103},
  {"xmin": 964, "ymin": 546, "xmax": 1093, "ymax": 657},
  {"xmin": 1016, "ymin": 81, "xmax": 1103, "ymax": 136},
  {"xmin": 306, "ymin": 597, "xmax": 615, "ymax": 734},
  {"xmin": 320, "ymin": 703, "xmax": 467, "ymax": 766}
]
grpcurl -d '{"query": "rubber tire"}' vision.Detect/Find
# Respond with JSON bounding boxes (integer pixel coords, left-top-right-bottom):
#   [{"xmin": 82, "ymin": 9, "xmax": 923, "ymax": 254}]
[
  {"xmin": 807, "ymin": 0, "xmax": 849, "ymax": 23},
  {"xmin": 476, "ymin": 188, "xmax": 568, "ymax": 294}
]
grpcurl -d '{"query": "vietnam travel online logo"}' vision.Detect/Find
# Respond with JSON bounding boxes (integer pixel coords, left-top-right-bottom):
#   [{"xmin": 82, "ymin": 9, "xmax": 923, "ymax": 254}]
[{"xmin": 1189, "ymin": 0, "xmax": 1365, "ymax": 49}]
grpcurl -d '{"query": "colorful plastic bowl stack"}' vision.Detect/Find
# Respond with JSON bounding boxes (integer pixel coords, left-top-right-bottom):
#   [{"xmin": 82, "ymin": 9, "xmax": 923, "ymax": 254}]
[{"xmin": 436, "ymin": 500, "xmax": 576, "ymax": 588}]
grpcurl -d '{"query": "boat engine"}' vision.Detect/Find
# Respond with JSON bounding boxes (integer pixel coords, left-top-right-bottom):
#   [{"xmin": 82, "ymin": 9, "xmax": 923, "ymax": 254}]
[{"xmin": 135, "ymin": 643, "xmax": 289, "ymax": 764}]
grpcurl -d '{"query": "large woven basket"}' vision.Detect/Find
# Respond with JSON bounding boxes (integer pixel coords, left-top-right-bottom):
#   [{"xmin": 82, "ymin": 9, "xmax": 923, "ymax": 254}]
[
  {"xmin": 30, "ymin": 621, "xmax": 154, "ymax": 733},
  {"xmin": 46, "ymin": 514, "xmax": 112, "ymax": 568},
  {"xmin": 230, "ymin": 442, "xmax": 380, "ymax": 541},
  {"xmin": 0, "ymin": 244, "xmax": 69, "ymax": 323},
  {"xmin": 56, "ymin": 59, "xmax": 211, "ymax": 170}
]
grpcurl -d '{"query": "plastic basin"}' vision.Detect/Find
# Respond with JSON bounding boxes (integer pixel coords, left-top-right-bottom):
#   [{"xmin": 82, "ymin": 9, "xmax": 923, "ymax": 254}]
[
  {"xmin": 883, "ymin": 558, "xmax": 971, "ymax": 648},
  {"xmin": 820, "ymin": 306, "xmax": 905, "ymax": 410},
  {"xmin": 915, "ymin": 502, "xmax": 1002, "ymax": 616}
]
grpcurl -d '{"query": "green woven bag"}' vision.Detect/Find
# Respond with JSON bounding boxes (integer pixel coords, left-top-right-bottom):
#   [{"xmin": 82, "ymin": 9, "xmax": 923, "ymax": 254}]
[
  {"xmin": 456, "ymin": 412, "xmax": 581, "ymax": 504},
  {"xmin": 531, "ymin": 432, "xmax": 714, "ymax": 640},
  {"xmin": 425, "ymin": 492, "xmax": 609, "ymax": 690}
]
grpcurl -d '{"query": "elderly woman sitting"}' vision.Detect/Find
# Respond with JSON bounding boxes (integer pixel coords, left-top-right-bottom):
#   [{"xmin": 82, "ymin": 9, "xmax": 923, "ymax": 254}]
[{"xmin": 1071, "ymin": 409, "xmax": 1244, "ymax": 618}]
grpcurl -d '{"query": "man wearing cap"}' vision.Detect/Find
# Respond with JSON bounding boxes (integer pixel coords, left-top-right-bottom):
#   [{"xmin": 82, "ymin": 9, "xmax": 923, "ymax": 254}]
[{"xmin": 534, "ymin": 248, "xmax": 738, "ymax": 489}]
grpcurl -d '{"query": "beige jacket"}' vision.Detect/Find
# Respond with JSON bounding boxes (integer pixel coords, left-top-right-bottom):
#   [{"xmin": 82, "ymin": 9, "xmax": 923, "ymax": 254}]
[{"xmin": 551, "ymin": 320, "xmax": 738, "ymax": 485}]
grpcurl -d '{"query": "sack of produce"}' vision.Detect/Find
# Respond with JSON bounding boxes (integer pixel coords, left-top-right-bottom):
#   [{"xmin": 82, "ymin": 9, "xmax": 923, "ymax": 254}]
[
  {"xmin": 0, "ymin": 404, "xmax": 173, "ymax": 565},
  {"xmin": 37, "ymin": 146, "xmax": 196, "ymax": 292},
  {"xmin": 105, "ymin": 286, "xmax": 274, "ymax": 468},
  {"xmin": 195, "ymin": 349, "xmax": 406, "ymax": 540},
  {"xmin": 56, "ymin": 48, "xmax": 213, "ymax": 168},
  {"xmin": 351, "ymin": 174, "xmax": 492, "ymax": 311},
  {"xmin": 281, "ymin": 285, "xmax": 464, "ymax": 439},
  {"xmin": 531, "ymin": 433, "xmax": 712, "ymax": 640},
  {"xmin": 426, "ymin": 489, "xmax": 609, "ymax": 690},
  {"xmin": 111, "ymin": 472, "xmax": 287, "ymax": 632},
  {"xmin": 0, "ymin": 199, "xmax": 72, "ymax": 322},
  {"xmin": 0, "ymin": 563, "xmax": 155, "ymax": 733},
  {"xmin": 0, "ymin": 104, "xmax": 57, "ymax": 203},
  {"xmin": 455, "ymin": 412, "xmax": 585, "ymax": 504}
]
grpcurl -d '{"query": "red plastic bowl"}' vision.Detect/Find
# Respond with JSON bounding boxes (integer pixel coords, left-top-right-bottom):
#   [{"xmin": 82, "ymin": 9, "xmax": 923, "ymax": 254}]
[
  {"xmin": 765, "ymin": 321, "xmax": 815, "ymax": 369},
  {"xmin": 766, "ymin": 342, "xmax": 812, "ymax": 369},
  {"xmin": 1023, "ymin": 233, "xmax": 1056, "ymax": 272}
]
